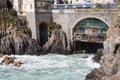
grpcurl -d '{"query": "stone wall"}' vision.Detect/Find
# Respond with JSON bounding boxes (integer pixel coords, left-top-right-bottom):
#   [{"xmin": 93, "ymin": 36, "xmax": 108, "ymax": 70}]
[
  {"xmin": 26, "ymin": 12, "xmax": 37, "ymax": 39},
  {"xmin": 26, "ymin": 10, "xmax": 52, "ymax": 46},
  {"xmin": 35, "ymin": 12, "xmax": 52, "ymax": 44},
  {"xmin": 52, "ymin": 9, "xmax": 119, "ymax": 50}
]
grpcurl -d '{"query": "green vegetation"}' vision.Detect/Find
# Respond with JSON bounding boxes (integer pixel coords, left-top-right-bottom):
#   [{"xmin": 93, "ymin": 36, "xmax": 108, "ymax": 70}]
[
  {"xmin": 26, "ymin": 27, "xmax": 32, "ymax": 37},
  {"xmin": 117, "ymin": 4, "xmax": 120, "ymax": 8},
  {"xmin": 0, "ymin": 9, "xmax": 31, "ymax": 37},
  {"xmin": 96, "ymin": 3, "xmax": 103, "ymax": 9},
  {"xmin": 94, "ymin": 3, "xmax": 112, "ymax": 9},
  {"xmin": 49, "ymin": 22, "xmax": 61, "ymax": 34},
  {"xmin": 9, "ymin": 9, "xmax": 17, "ymax": 16}
]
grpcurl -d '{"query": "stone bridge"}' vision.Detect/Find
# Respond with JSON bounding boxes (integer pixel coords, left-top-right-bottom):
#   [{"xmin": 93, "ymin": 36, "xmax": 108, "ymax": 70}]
[
  {"xmin": 26, "ymin": 9, "xmax": 120, "ymax": 52},
  {"xmin": 52, "ymin": 9, "xmax": 120, "ymax": 51}
]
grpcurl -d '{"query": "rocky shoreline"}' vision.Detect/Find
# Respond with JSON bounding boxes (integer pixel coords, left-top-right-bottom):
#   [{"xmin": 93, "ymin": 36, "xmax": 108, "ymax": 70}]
[{"xmin": 85, "ymin": 25, "xmax": 120, "ymax": 80}]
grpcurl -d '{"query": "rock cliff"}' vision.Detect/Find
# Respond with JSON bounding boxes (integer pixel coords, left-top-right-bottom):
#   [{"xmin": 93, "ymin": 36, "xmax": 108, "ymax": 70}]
[
  {"xmin": 43, "ymin": 28, "xmax": 69, "ymax": 54},
  {"xmin": 85, "ymin": 25, "xmax": 120, "ymax": 80},
  {"xmin": 0, "ymin": 24, "xmax": 41, "ymax": 55}
]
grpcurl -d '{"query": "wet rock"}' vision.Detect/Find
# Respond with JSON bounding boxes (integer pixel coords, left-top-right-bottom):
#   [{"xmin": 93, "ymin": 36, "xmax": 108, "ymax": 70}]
[
  {"xmin": 1, "ymin": 56, "xmax": 15, "ymax": 65},
  {"xmin": 13, "ymin": 61, "xmax": 24, "ymax": 67},
  {"xmin": 85, "ymin": 67, "xmax": 105, "ymax": 80},
  {"xmin": 0, "ymin": 53, "xmax": 3, "ymax": 57},
  {"xmin": 85, "ymin": 24, "xmax": 120, "ymax": 80},
  {"xmin": 92, "ymin": 49, "xmax": 103, "ymax": 63},
  {"xmin": 0, "ymin": 56, "xmax": 24, "ymax": 67}
]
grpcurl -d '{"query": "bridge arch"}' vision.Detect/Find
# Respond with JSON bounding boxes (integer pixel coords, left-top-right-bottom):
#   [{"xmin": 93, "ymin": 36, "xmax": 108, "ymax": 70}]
[
  {"xmin": 72, "ymin": 17, "xmax": 109, "ymax": 53},
  {"xmin": 72, "ymin": 16, "xmax": 110, "ymax": 30}
]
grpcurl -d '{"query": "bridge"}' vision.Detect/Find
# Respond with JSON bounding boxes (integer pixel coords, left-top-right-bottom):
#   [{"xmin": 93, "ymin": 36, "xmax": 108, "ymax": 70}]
[
  {"xmin": 52, "ymin": 9, "xmax": 119, "ymax": 53},
  {"xmin": 26, "ymin": 8, "xmax": 120, "ymax": 53}
]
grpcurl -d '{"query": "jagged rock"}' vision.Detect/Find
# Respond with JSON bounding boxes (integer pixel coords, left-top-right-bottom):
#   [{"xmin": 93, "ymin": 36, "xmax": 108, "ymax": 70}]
[
  {"xmin": 0, "ymin": 53, "xmax": 3, "ymax": 57},
  {"xmin": 92, "ymin": 49, "xmax": 103, "ymax": 63},
  {"xmin": 85, "ymin": 25, "xmax": 120, "ymax": 80},
  {"xmin": 85, "ymin": 67, "xmax": 105, "ymax": 80},
  {"xmin": 43, "ymin": 28, "xmax": 70, "ymax": 54},
  {"xmin": 1, "ymin": 56, "xmax": 24, "ymax": 67},
  {"xmin": 13, "ymin": 61, "xmax": 24, "ymax": 67},
  {"xmin": 25, "ymin": 39, "xmax": 41, "ymax": 55},
  {"xmin": 1, "ymin": 56, "xmax": 15, "ymax": 65},
  {"xmin": 0, "ymin": 26, "xmax": 41, "ymax": 55}
]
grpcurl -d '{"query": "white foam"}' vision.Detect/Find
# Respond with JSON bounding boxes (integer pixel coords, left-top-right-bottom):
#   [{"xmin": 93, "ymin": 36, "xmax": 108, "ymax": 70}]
[{"xmin": 0, "ymin": 54, "xmax": 101, "ymax": 80}]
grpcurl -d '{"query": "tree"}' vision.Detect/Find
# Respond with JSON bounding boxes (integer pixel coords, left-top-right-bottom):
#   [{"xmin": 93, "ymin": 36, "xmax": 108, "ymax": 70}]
[{"xmin": 96, "ymin": 3, "xmax": 103, "ymax": 9}]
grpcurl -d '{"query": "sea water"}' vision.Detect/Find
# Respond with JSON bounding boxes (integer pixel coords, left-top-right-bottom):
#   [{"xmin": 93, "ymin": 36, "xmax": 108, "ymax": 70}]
[{"xmin": 0, "ymin": 54, "xmax": 100, "ymax": 80}]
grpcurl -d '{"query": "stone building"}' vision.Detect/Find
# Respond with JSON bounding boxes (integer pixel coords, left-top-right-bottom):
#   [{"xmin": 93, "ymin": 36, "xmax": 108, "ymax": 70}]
[{"xmin": 13, "ymin": 0, "xmax": 52, "ymax": 46}]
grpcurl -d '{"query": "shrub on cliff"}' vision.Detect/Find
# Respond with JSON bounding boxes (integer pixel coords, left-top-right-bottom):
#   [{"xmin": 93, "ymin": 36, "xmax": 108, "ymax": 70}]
[
  {"xmin": 26, "ymin": 27, "xmax": 32, "ymax": 38},
  {"xmin": 49, "ymin": 22, "xmax": 61, "ymax": 35},
  {"xmin": 9, "ymin": 9, "xmax": 17, "ymax": 16}
]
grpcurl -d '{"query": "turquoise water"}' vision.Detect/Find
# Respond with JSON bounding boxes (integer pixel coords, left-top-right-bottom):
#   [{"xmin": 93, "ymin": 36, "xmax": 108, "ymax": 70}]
[{"xmin": 0, "ymin": 54, "xmax": 100, "ymax": 80}]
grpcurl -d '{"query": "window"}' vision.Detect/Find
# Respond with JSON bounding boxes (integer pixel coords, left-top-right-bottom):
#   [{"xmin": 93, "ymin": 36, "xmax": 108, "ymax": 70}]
[{"xmin": 30, "ymin": 4, "xmax": 32, "ymax": 9}]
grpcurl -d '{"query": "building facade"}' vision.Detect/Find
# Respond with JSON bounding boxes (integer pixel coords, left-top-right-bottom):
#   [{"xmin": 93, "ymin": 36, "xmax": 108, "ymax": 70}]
[
  {"xmin": 13, "ymin": 0, "xmax": 35, "ymax": 15},
  {"xmin": 13, "ymin": 0, "xmax": 52, "ymax": 46}
]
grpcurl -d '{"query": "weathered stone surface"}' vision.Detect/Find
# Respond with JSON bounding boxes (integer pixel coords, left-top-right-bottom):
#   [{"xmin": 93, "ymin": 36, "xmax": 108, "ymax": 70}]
[
  {"xmin": 0, "ymin": 25, "xmax": 41, "ymax": 55},
  {"xmin": 85, "ymin": 25, "xmax": 120, "ymax": 80},
  {"xmin": 92, "ymin": 49, "xmax": 103, "ymax": 63},
  {"xmin": 0, "ymin": 56, "xmax": 24, "ymax": 67},
  {"xmin": 43, "ymin": 28, "xmax": 69, "ymax": 54},
  {"xmin": 0, "ymin": 53, "xmax": 3, "ymax": 57},
  {"xmin": 85, "ymin": 67, "xmax": 105, "ymax": 80}
]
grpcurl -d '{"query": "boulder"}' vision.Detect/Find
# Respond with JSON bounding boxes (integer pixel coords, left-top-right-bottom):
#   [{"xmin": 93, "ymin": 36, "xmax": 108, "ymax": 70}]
[
  {"xmin": 13, "ymin": 61, "xmax": 24, "ymax": 67},
  {"xmin": 0, "ymin": 53, "xmax": 3, "ymax": 57},
  {"xmin": 1, "ymin": 56, "xmax": 15, "ymax": 65}
]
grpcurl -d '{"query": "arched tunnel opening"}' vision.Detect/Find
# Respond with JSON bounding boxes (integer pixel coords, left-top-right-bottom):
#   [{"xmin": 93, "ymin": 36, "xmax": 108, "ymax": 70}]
[
  {"xmin": 39, "ymin": 22, "xmax": 48, "ymax": 47},
  {"xmin": 73, "ymin": 18, "xmax": 108, "ymax": 53},
  {"xmin": 73, "ymin": 41, "xmax": 103, "ymax": 53}
]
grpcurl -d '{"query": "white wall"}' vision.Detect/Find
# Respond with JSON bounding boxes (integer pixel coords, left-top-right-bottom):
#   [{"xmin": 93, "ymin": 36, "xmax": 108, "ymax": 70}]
[
  {"xmin": 23, "ymin": 0, "xmax": 35, "ymax": 12},
  {"xmin": 13, "ymin": 0, "xmax": 35, "ymax": 14},
  {"xmin": 13, "ymin": 0, "xmax": 19, "ymax": 11}
]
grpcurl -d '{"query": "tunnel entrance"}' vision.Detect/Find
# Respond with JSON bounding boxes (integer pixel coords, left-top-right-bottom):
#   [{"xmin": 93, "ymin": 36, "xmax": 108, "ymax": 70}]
[
  {"xmin": 39, "ymin": 22, "xmax": 48, "ymax": 47},
  {"xmin": 73, "ymin": 18, "xmax": 108, "ymax": 53},
  {"xmin": 73, "ymin": 41, "xmax": 103, "ymax": 53}
]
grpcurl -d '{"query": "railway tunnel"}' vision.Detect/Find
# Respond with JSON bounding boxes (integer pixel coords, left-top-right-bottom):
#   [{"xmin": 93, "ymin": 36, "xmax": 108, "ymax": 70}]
[{"xmin": 73, "ymin": 18, "xmax": 108, "ymax": 53}]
